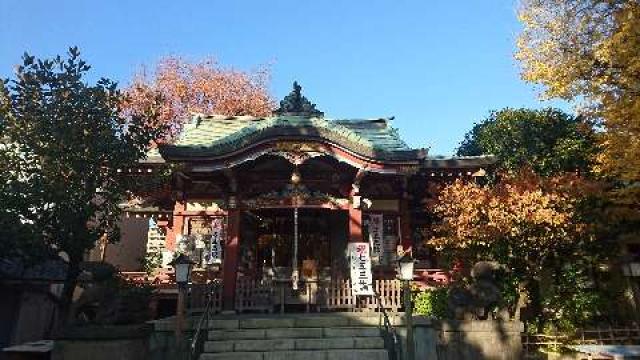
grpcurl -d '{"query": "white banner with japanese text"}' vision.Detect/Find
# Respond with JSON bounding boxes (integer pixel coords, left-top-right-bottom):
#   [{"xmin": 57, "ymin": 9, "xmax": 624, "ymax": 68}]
[
  {"xmin": 368, "ymin": 213, "xmax": 383, "ymax": 260},
  {"xmin": 208, "ymin": 218, "xmax": 224, "ymax": 264},
  {"xmin": 348, "ymin": 242, "xmax": 374, "ymax": 296}
]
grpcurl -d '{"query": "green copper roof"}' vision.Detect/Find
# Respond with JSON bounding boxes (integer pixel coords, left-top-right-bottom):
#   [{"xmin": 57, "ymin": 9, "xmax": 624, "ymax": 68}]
[
  {"xmin": 159, "ymin": 114, "xmax": 424, "ymax": 162},
  {"xmin": 143, "ymin": 82, "xmax": 496, "ymax": 169}
]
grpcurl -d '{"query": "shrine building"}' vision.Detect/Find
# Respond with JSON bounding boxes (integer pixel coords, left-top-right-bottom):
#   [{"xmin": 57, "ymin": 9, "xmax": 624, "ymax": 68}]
[{"xmin": 120, "ymin": 83, "xmax": 495, "ymax": 313}]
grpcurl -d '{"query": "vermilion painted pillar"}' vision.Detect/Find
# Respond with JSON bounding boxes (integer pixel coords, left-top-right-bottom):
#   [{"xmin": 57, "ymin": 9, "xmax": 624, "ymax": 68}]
[
  {"xmin": 348, "ymin": 206, "xmax": 362, "ymax": 243},
  {"xmin": 223, "ymin": 208, "xmax": 240, "ymax": 311},
  {"xmin": 349, "ymin": 169, "xmax": 365, "ymax": 243},
  {"xmin": 400, "ymin": 198, "xmax": 412, "ymax": 253}
]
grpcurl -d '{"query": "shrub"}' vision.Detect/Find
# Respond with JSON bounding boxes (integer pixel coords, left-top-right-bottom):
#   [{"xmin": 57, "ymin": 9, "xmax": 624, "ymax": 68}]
[
  {"xmin": 140, "ymin": 251, "xmax": 162, "ymax": 274},
  {"xmin": 412, "ymin": 287, "xmax": 448, "ymax": 318}
]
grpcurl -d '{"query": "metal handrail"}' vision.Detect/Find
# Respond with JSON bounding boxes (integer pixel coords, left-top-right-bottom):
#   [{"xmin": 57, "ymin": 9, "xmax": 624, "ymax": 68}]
[
  {"xmin": 188, "ymin": 280, "xmax": 219, "ymax": 360},
  {"xmin": 375, "ymin": 291, "xmax": 401, "ymax": 360}
]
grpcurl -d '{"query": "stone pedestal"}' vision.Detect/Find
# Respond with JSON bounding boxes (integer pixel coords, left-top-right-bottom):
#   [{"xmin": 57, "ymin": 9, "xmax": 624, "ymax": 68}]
[{"xmin": 413, "ymin": 318, "xmax": 524, "ymax": 360}]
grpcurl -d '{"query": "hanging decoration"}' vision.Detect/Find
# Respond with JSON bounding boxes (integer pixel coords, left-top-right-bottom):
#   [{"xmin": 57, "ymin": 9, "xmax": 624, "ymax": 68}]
[
  {"xmin": 291, "ymin": 207, "xmax": 299, "ymax": 290},
  {"xmin": 348, "ymin": 242, "xmax": 374, "ymax": 296}
]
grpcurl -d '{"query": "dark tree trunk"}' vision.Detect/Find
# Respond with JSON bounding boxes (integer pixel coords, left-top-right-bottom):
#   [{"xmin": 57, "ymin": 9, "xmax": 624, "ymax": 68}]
[{"xmin": 54, "ymin": 259, "xmax": 81, "ymax": 335}]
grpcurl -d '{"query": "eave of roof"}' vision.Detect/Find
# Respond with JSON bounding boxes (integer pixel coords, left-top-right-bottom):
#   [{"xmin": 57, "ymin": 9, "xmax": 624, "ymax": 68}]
[
  {"xmin": 140, "ymin": 114, "xmax": 497, "ymax": 170},
  {"xmin": 422, "ymin": 155, "xmax": 497, "ymax": 169},
  {"xmin": 140, "ymin": 147, "xmax": 166, "ymax": 164}
]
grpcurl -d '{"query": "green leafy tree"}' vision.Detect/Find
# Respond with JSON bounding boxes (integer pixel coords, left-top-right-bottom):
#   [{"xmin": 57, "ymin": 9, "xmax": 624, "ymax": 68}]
[
  {"xmin": 457, "ymin": 108, "xmax": 598, "ymax": 176},
  {"xmin": 0, "ymin": 47, "xmax": 165, "ymax": 322}
]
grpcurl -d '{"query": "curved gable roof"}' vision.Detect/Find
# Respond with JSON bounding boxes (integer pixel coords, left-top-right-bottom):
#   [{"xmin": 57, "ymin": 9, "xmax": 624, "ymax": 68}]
[{"xmin": 159, "ymin": 114, "xmax": 425, "ymax": 162}]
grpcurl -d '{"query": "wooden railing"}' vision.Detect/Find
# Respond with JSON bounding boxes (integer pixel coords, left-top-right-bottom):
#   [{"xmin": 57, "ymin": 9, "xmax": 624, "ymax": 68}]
[
  {"xmin": 522, "ymin": 325, "xmax": 640, "ymax": 358},
  {"xmin": 322, "ymin": 279, "xmax": 402, "ymax": 312},
  {"xmin": 123, "ymin": 271, "xmax": 403, "ymax": 314},
  {"xmin": 368, "ymin": 279, "xmax": 402, "ymax": 312},
  {"xmin": 234, "ymin": 277, "xmax": 403, "ymax": 313},
  {"xmin": 322, "ymin": 278, "xmax": 355, "ymax": 311},
  {"xmin": 575, "ymin": 326, "xmax": 640, "ymax": 344}
]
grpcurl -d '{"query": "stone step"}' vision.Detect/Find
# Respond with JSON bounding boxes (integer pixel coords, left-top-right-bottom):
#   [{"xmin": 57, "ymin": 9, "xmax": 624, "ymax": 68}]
[
  {"xmin": 208, "ymin": 327, "xmax": 381, "ymax": 340},
  {"xmin": 200, "ymin": 352, "xmax": 263, "ymax": 360},
  {"xmin": 204, "ymin": 337, "xmax": 385, "ymax": 353},
  {"xmin": 208, "ymin": 315, "xmax": 404, "ymax": 330},
  {"xmin": 323, "ymin": 327, "xmax": 381, "ymax": 338},
  {"xmin": 200, "ymin": 349, "xmax": 389, "ymax": 360}
]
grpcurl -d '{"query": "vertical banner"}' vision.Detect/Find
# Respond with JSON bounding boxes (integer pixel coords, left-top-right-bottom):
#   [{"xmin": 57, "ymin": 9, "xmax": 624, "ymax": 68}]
[
  {"xmin": 382, "ymin": 235, "xmax": 398, "ymax": 265},
  {"xmin": 208, "ymin": 218, "xmax": 223, "ymax": 265},
  {"xmin": 348, "ymin": 242, "xmax": 374, "ymax": 296},
  {"xmin": 368, "ymin": 213, "xmax": 383, "ymax": 259}
]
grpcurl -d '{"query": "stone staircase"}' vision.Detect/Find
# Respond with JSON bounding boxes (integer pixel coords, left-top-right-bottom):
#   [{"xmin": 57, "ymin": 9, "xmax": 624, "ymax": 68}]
[{"xmin": 200, "ymin": 313, "xmax": 402, "ymax": 360}]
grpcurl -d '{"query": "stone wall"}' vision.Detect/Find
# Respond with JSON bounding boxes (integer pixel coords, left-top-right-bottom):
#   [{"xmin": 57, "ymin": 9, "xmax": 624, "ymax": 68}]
[
  {"xmin": 52, "ymin": 324, "xmax": 151, "ymax": 360},
  {"xmin": 412, "ymin": 318, "xmax": 524, "ymax": 360}
]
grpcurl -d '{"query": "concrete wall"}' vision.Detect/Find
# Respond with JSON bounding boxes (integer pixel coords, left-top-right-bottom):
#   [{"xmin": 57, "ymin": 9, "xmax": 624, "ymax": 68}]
[
  {"xmin": 10, "ymin": 290, "xmax": 58, "ymax": 345},
  {"xmin": 53, "ymin": 338, "xmax": 148, "ymax": 360},
  {"xmin": 413, "ymin": 318, "xmax": 524, "ymax": 360},
  {"xmin": 87, "ymin": 217, "xmax": 149, "ymax": 271},
  {"xmin": 148, "ymin": 317, "xmax": 195, "ymax": 360},
  {"xmin": 0, "ymin": 284, "xmax": 60, "ymax": 354}
]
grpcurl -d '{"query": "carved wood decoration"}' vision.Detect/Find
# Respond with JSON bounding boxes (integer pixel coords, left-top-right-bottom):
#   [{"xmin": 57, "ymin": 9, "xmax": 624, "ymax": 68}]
[
  {"xmin": 271, "ymin": 142, "xmax": 328, "ymax": 165},
  {"xmin": 242, "ymin": 184, "xmax": 349, "ymax": 209}
]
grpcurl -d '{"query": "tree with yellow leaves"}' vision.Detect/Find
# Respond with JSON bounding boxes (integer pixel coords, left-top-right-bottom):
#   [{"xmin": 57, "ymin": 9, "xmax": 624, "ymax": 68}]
[{"xmin": 516, "ymin": 0, "xmax": 640, "ymax": 221}]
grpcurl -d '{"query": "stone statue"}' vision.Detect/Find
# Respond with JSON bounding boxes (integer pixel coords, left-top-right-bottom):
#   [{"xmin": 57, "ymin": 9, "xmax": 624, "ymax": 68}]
[
  {"xmin": 447, "ymin": 261, "xmax": 503, "ymax": 319},
  {"xmin": 70, "ymin": 262, "xmax": 151, "ymax": 325},
  {"xmin": 468, "ymin": 261, "xmax": 502, "ymax": 319}
]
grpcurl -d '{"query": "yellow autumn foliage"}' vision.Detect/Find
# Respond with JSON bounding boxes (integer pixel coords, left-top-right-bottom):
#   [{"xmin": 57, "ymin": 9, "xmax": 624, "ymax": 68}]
[{"xmin": 516, "ymin": 0, "xmax": 640, "ymax": 211}]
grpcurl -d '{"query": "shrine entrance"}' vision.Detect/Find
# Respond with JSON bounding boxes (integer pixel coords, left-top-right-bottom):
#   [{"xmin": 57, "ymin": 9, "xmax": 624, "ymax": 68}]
[
  {"xmin": 233, "ymin": 208, "xmax": 353, "ymax": 313},
  {"xmin": 125, "ymin": 84, "xmax": 497, "ymax": 315},
  {"xmin": 238, "ymin": 208, "xmax": 349, "ymax": 283}
]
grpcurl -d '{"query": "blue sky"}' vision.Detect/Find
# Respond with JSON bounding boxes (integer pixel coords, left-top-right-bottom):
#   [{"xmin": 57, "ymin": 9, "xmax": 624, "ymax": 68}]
[{"xmin": 0, "ymin": 1, "xmax": 567, "ymax": 155}]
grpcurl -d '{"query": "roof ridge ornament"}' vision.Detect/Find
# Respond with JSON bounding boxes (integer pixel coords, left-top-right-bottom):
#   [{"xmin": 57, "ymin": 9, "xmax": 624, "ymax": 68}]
[{"xmin": 275, "ymin": 81, "xmax": 324, "ymax": 117}]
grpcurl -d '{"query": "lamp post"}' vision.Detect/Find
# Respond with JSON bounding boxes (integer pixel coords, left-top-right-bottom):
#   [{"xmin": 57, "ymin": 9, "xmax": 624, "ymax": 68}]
[
  {"xmin": 170, "ymin": 254, "xmax": 194, "ymax": 346},
  {"xmin": 398, "ymin": 254, "xmax": 415, "ymax": 360}
]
